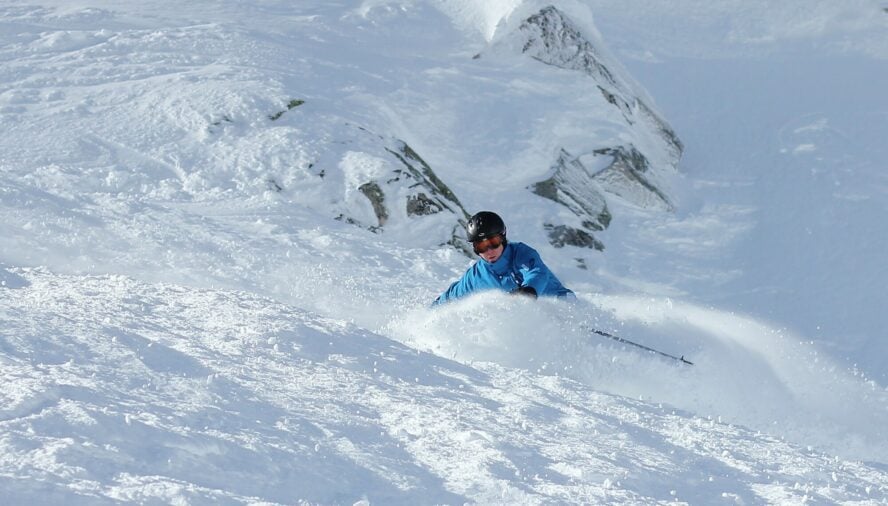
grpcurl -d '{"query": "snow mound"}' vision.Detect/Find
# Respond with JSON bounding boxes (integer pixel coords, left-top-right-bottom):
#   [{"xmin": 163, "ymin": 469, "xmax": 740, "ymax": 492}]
[
  {"xmin": 427, "ymin": 0, "xmax": 524, "ymax": 40},
  {"xmin": 389, "ymin": 293, "xmax": 888, "ymax": 462},
  {"xmin": 3, "ymin": 268, "xmax": 886, "ymax": 504}
]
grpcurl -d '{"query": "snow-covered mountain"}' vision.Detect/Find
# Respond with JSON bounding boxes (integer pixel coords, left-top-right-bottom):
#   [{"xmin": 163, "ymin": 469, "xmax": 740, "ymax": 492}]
[
  {"xmin": 484, "ymin": 4, "xmax": 683, "ymax": 244},
  {"xmin": 2, "ymin": 0, "xmax": 887, "ymax": 504}
]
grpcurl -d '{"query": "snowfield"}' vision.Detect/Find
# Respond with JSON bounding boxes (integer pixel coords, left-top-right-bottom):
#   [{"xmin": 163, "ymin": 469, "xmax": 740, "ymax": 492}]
[
  {"xmin": 2, "ymin": 0, "xmax": 887, "ymax": 504},
  {"xmin": 2, "ymin": 269, "xmax": 886, "ymax": 504}
]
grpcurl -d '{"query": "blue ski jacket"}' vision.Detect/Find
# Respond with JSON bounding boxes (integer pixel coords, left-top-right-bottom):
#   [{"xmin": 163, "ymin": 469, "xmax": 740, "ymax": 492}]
[{"xmin": 433, "ymin": 242, "xmax": 573, "ymax": 306}]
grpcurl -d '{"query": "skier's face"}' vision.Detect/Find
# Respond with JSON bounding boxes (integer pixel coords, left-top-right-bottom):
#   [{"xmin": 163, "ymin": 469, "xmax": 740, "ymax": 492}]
[
  {"xmin": 474, "ymin": 235, "xmax": 505, "ymax": 263},
  {"xmin": 479, "ymin": 244, "xmax": 504, "ymax": 263}
]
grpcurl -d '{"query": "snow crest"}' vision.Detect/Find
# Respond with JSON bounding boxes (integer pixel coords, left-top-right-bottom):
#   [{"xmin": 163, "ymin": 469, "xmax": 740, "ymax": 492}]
[
  {"xmin": 389, "ymin": 293, "xmax": 888, "ymax": 463},
  {"xmin": 427, "ymin": 0, "xmax": 525, "ymax": 40}
]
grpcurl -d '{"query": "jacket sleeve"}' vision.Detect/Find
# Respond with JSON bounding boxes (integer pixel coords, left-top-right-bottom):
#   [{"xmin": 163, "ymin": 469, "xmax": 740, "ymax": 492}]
[
  {"xmin": 514, "ymin": 245, "xmax": 552, "ymax": 295},
  {"xmin": 432, "ymin": 267, "xmax": 477, "ymax": 306}
]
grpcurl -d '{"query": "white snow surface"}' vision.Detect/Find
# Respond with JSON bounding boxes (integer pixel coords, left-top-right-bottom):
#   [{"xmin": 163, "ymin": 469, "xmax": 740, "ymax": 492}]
[{"xmin": 2, "ymin": 0, "xmax": 888, "ymax": 504}]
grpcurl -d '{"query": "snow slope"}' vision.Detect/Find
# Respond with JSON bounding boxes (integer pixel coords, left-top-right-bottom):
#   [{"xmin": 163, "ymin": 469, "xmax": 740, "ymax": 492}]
[
  {"xmin": 582, "ymin": 0, "xmax": 888, "ymax": 382},
  {"xmin": 2, "ymin": 0, "xmax": 887, "ymax": 503},
  {"xmin": 2, "ymin": 269, "xmax": 886, "ymax": 504}
]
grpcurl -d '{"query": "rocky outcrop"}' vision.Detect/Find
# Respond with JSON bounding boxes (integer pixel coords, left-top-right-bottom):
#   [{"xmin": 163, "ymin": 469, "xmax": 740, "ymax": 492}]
[
  {"xmin": 511, "ymin": 6, "xmax": 683, "ymax": 249},
  {"xmin": 384, "ymin": 142, "xmax": 466, "ymax": 220},
  {"xmin": 531, "ymin": 149, "xmax": 612, "ymax": 232},
  {"xmin": 590, "ymin": 146, "xmax": 673, "ymax": 212},
  {"xmin": 544, "ymin": 223, "xmax": 604, "ymax": 251},
  {"xmin": 331, "ymin": 130, "xmax": 470, "ymax": 252},
  {"xmin": 385, "ymin": 141, "xmax": 472, "ymax": 253},
  {"xmin": 324, "ymin": 5, "xmax": 683, "ymax": 255},
  {"xmin": 518, "ymin": 6, "xmax": 683, "ymax": 162}
]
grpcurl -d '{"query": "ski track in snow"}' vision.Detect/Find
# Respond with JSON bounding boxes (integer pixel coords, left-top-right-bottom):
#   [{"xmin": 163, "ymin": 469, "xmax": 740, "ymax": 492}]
[{"xmin": 2, "ymin": 0, "xmax": 888, "ymax": 503}]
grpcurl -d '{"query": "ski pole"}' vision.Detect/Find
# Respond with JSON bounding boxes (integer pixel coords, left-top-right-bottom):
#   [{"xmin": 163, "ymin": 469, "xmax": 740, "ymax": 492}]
[{"xmin": 590, "ymin": 328, "xmax": 694, "ymax": 365}]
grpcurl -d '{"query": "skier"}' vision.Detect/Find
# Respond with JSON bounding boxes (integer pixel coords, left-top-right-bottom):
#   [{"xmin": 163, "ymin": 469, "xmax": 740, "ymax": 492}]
[{"xmin": 433, "ymin": 211, "xmax": 574, "ymax": 306}]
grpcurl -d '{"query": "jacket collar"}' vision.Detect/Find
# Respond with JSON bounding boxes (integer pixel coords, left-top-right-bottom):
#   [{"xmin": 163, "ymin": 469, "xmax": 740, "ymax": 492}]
[{"xmin": 483, "ymin": 242, "xmax": 514, "ymax": 275}]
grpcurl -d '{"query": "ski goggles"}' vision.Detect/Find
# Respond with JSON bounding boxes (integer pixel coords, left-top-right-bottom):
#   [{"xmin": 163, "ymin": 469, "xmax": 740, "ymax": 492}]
[{"xmin": 472, "ymin": 234, "xmax": 504, "ymax": 254}]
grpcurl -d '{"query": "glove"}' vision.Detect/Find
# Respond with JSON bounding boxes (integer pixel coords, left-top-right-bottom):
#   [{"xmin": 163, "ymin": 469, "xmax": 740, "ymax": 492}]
[{"xmin": 512, "ymin": 285, "xmax": 538, "ymax": 299}]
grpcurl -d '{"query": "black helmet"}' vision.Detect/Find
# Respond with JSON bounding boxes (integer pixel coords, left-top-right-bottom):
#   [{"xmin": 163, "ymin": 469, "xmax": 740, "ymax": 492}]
[{"xmin": 466, "ymin": 211, "xmax": 506, "ymax": 242}]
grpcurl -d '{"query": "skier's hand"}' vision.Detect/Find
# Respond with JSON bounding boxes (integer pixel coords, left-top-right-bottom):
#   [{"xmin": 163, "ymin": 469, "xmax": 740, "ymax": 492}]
[{"xmin": 512, "ymin": 286, "xmax": 538, "ymax": 299}]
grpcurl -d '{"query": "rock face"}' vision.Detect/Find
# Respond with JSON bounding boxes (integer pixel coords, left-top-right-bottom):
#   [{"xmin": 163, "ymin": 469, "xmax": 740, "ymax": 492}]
[
  {"xmin": 513, "ymin": 6, "xmax": 683, "ymax": 249},
  {"xmin": 544, "ymin": 223, "xmax": 605, "ymax": 251},
  {"xmin": 531, "ymin": 149, "xmax": 612, "ymax": 233},
  {"xmin": 590, "ymin": 146, "xmax": 673, "ymax": 212},
  {"xmin": 384, "ymin": 140, "xmax": 473, "ymax": 253},
  {"xmin": 385, "ymin": 143, "xmax": 466, "ymax": 220},
  {"xmin": 518, "ymin": 6, "xmax": 683, "ymax": 161},
  {"xmin": 304, "ymin": 5, "xmax": 682, "ymax": 255},
  {"xmin": 330, "ymin": 128, "xmax": 471, "ymax": 252}
]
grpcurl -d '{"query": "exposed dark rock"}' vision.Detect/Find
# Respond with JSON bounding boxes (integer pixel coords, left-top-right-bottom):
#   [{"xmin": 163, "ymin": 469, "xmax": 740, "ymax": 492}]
[
  {"xmin": 335, "ymin": 213, "xmax": 380, "ymax": 233},
  {"xmin": 507, "ymin": 6, "xmax": 684, "ymax": 251},
  {"xmin": 544, "ymin": 223, "xmax": 604, "ymax": 250},
  {"xmin": 406, "ymin": 192, "xmax": 443, "ymax": 216},
  {"xmin": 387, "ymin": 142, "xmax": 466, "ymax": 217},
  {"xmin": 269, "ymin": 98, "xmax": 305, "ymax": 121},
  {"xmin": 358, "ymin": 182, "xmax": 388, "ymax": 227},
  {"xmin": 329, "ymin": 130, "xmax": 468, "ymax": 251},
  {"xmin": 210, "ymin": 115, "xmax": 233, "ymax": 127},
  {"xmin": 446, "ymin": 222, "xmax": 474, "ymax": 257},
  {"xmin": 530, "ymin": 149, "xmax": 611, "ymax": 231},
  {"xmin": 389, "ymin": 143, "xmax": 473, "ymax": 252},
  {"xmin": 591, "ymin": 146, "xmax": 673, "ymax": 211},
  {"xmin": 518, "ymin": 6, "xmax": 683, "ymax": 160},
  {"xmin": 637, "ymin": 101, "xmax": 684, "ymax": 158},
  {"xmin": 521, "ymin": 7, "xmax": 620, "ymax": 88}
]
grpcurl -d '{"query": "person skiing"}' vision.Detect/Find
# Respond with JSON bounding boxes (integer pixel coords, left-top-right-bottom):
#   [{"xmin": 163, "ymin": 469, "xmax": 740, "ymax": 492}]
[{"xmin": 433, "ymin": 211, "xmax": 574, "ymax": 306}]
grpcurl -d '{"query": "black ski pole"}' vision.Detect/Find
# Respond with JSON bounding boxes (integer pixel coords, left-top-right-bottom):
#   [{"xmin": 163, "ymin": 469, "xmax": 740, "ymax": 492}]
[{"xmin": 590, "ymin": 328, "xmax": 694, "ymax": 365}]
